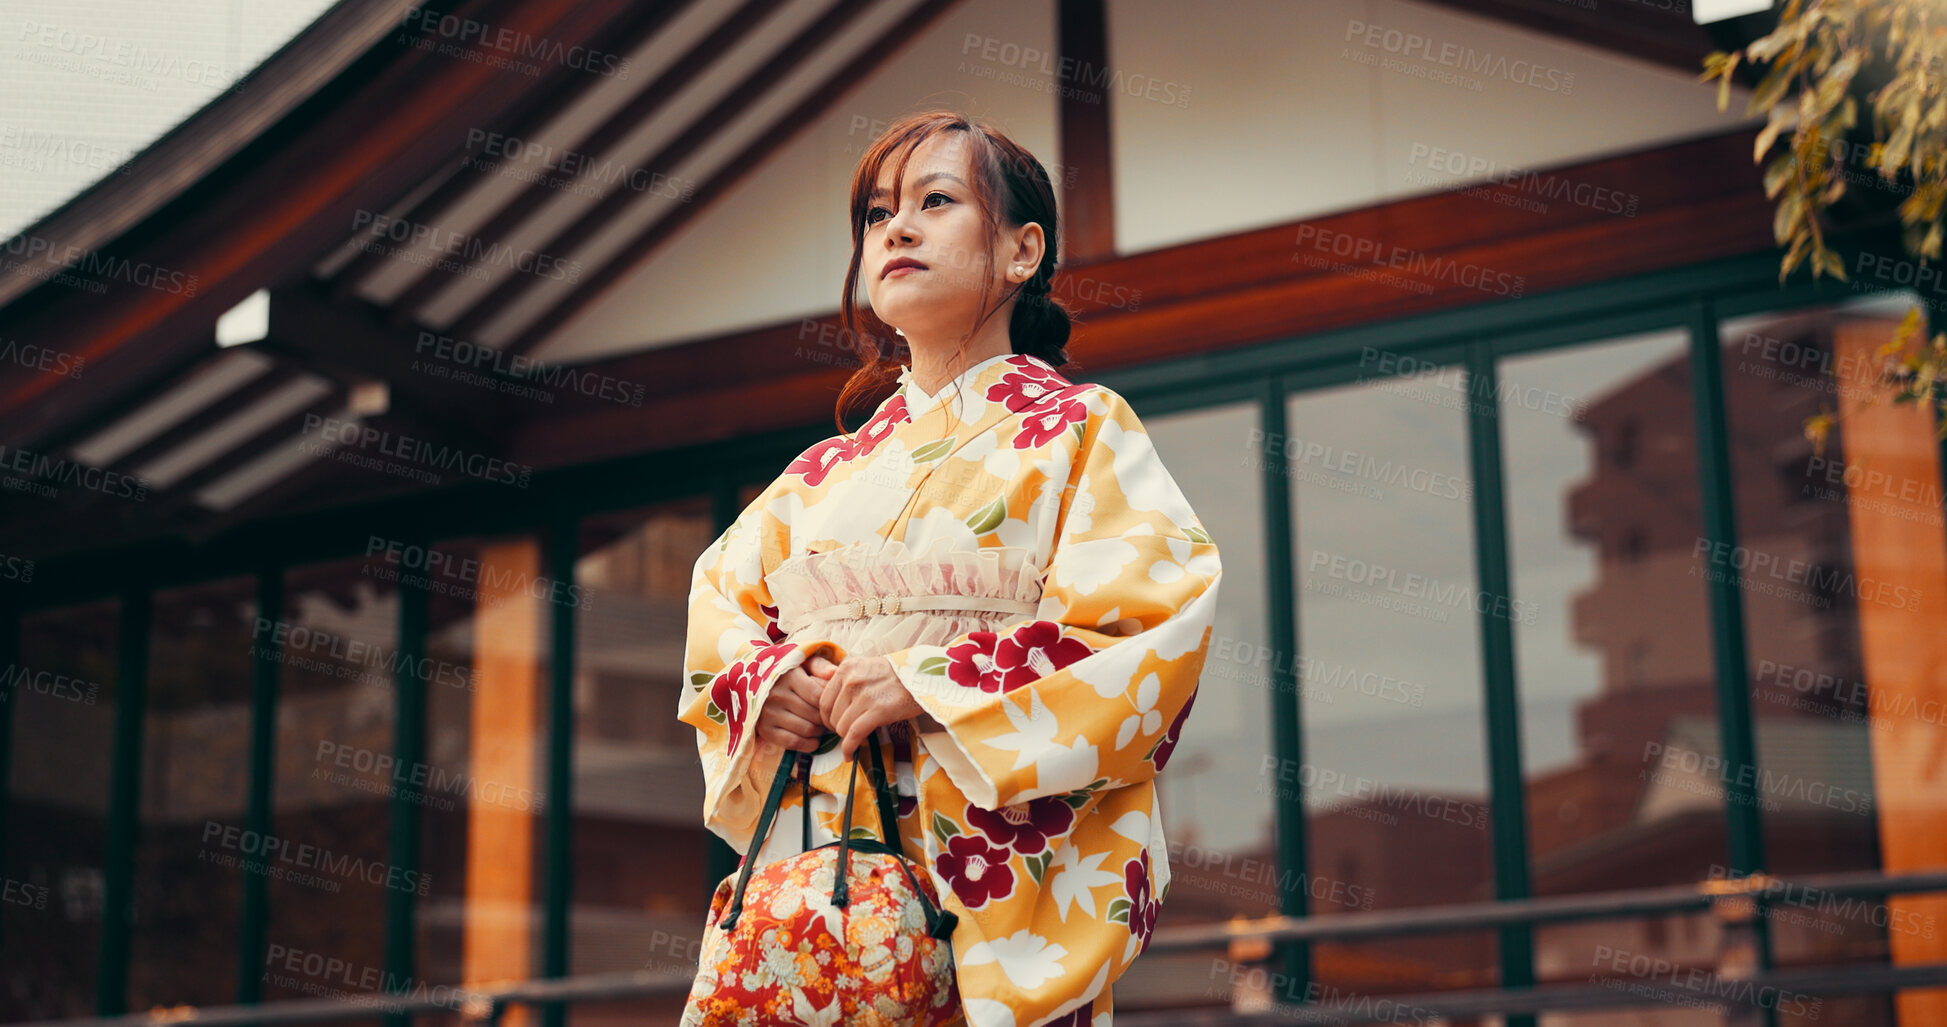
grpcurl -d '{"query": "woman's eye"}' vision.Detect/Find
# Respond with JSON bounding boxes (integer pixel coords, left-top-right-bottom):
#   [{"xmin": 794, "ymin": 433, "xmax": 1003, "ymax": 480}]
[{"xmin": 865, "ymin": 192, "xmax": 950, "ymax": 227}]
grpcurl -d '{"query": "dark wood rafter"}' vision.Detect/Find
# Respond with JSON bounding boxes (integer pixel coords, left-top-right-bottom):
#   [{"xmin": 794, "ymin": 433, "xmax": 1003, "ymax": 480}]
[
  {"xmin": 490, "ymin": 0, "xmax": 974, "ymax": 358},
  {"xmin": 256, "ymin": 282, "xmax": 503, "ymax": 438},
  {"xmin": 328, "ymin": 0, "xmax": 701, "ymax": 299},
  {"xmin": 370, "ymin": 0, "xmax": 790, "ymax": 320},
  {"xmin": 101, "ymin": 364, "xmax": 311, "ymax": 479},
  {"xmin": 141, "ymin": 389, "xmax": 352, "ymax": 525},
  {"xmin": 0, "ymin": 342, "xmax": 238, "ymax": 492},
  {"xmin": 0, "ymin": 0, "xmax": 631, "ymax": 451},
  {"xmin": 1414, "ymin": 0, "xmax": 1718, "ymax": 77},
  {"xmin": 507, "ymin": 126, "xmax": 1779, "ymax": 469},
  {"xmin": 447, "ymin": 0, "xmax": 893, "ymax": 347},
  {"xmin": 1057, "ymin": 0, "xmax": 1115, "ymax": 262}
]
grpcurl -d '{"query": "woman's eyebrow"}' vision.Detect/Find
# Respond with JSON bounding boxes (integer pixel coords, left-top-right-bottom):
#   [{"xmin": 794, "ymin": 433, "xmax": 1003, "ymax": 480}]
[{"xmin": 868, "ymin": 171, "xmax": 968, "ymax": 201}]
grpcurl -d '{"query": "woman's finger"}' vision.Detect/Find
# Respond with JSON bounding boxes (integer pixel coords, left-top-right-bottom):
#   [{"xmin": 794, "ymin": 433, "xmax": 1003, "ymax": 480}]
[
  {"xmin": 760, "ymin": 724, "xmax": 817, "ymax": 752},
  {"xmin": 761, "ymin": 704, "xmax": 820, "ymax": 739},
  {"xmin": 768, "ymin": 686, "xmax": 823, "ymax": 727},
  {"xmin": 774, "ymin": 672, "xmax": 824, "ymax": 717}
]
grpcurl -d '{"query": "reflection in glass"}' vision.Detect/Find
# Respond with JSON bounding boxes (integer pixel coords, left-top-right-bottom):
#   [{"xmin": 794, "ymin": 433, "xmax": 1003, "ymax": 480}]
[
  {"xmin": 571, "ymin": 498, "xmax": 719, "ymax": 1026},
  {"xmin": 130, "ymin": 578, "xmax": 257, "ymax": 1009},
  {"xmin": 1717, "ymin": 294, "xmax": 1934, "ymax": 1026},
  {"xmin": 1499, "ymin": 330, "xmax": 1729, "ymax": 1000},
  {"xmin": 1121, "ymin": 402, "xmax": 1274, "ymax": 1010},
  {"xmin": 417, "ymin": 535, "xmax": 550, "ymax": 1024},
  {"xmin": 0, "ymin": 600, "xmax": 118, "ymax": 1020},
  {"xmin": 1287, "ymin": 372, "xmax": 1496, "ymax": 996},
  {"xmin": 259, "ymin": 558, "xmax": 397, "ymax": 1027}
]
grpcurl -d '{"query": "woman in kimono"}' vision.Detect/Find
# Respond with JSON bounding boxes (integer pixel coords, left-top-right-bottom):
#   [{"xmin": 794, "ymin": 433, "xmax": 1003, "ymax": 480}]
[{"xmin": 679, "ymin": 110, "xmax": 1222, "ymax": 1027}]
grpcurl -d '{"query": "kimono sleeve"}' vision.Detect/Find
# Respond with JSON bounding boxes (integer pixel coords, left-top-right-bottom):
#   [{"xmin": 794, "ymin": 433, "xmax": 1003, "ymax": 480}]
[
  {"xmin": 676, "ymin": 481, "xmax": 849, "ymax": 854},
  {"xmin": 884, "ymin": 386, "xmax": 1222, "ymax": 810}
]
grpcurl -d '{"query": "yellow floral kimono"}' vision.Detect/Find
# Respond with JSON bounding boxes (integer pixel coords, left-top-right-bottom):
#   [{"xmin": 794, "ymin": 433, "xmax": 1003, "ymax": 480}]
[{"xmin": 679, "ymin": 351, "xmax": 1222, "ymax": 1027}]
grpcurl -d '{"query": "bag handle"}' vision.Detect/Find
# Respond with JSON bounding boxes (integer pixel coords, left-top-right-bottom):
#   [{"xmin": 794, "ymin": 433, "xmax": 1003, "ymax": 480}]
[
  {"xmin": 717, "ymin": 735, "xmax": 957, "ymax": 940},
  {"xmin": 717, "ymin": 747, "xmax": 802, "ymax": 931}
]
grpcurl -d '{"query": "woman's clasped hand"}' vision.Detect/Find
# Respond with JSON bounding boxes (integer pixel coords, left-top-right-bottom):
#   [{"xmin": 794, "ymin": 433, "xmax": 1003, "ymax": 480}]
[{"xmin": 752, "ymin": 651, "xmax": 924, "ymax": 760}]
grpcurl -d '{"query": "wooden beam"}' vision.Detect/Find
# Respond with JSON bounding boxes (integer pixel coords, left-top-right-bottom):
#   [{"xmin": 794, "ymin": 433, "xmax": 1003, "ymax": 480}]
[
  {"xmin": 372, "ymin": 0, "xmax": 788, "ymax": 320},
  {"xmin": 0, "ymin": 0, "xmax": 631, "ymax": 451},
  {"xmin": 489, "ymin": 0, "xmax": 973, "ymax": 358},
  {"xmin": 330, "ymin": 0, "xmax": 699, "ymax": 299},
  {"xmin": 1413, "ymin": 0, "xmax": 1717, "ymax": 76},
  {"xmin": 261, "ymin": 282, "xmax": 504, "ymax": 439},
  {"xmin": 1057, "ymin": 0, "xmax": 1115, "ymax": 261},
  {"xmin": 448, "ymin": 0, "xmax": 892, "ymax": 346},
  {"xmin": 506, "ymin": 126, "xmax": 1777, "ymax": 469}
]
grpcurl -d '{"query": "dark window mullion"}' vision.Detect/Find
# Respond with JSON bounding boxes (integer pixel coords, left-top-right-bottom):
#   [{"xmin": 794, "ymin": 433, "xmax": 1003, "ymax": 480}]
[
  {"xmin": 98, "ymin": 586, "xmax": 150, "ymax": 1016},
  {"xmin": 542, "ymin": 517, "xmax": 576, "ymax": 1027},
  {"xmin": 1260, "ymin": 376, "xmax": 1309, "ymax": 1004},
  {"xmin": 1463, "ymin": 337, "xmax": 1535, "ymax": 1017},
  {"xmin": 1686, "ymin": 297, "xmax": 1766, "ymax": 875},
  {"xmin": 236, "ymin": 566, "xmax": 283, "ymax": 1005},
  {"xmin": 383, "ymin": 548, "xmax": 429, "ymax": 1027}
]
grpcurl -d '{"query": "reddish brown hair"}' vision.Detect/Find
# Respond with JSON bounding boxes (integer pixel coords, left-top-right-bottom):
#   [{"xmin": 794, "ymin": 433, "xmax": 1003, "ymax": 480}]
[{"xmin": 833, "ymin": 110, "xmax": 1075, "ymax": 434}]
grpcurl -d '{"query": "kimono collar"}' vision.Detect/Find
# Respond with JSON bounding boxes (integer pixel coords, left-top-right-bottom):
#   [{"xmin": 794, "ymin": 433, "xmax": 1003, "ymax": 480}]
[{"xmin": 894, "ymin": 352, "xmax": 1065, "ymax": 422}]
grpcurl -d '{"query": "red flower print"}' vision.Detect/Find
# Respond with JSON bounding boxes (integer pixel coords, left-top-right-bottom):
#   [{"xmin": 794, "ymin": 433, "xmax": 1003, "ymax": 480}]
[
  {"xmin": 1150, "ymin": 687, "xmax": 1197, "ymax": 772},
  {"xmin": 985, "ymin": 366, "xmax": 1085, "ymax": 412},
  {"xmin": 1124, "ymin": 852, "xmax": 1159, "ymax": 954},
  {"xmin": 992, "ymin": 620, "xmax": 1094, "ymax": 692},
  {"xmin": 853, "ymin": 394, "xmax": 910, "ymax": 457},
  {"xmin": 935, "ymin": 833, "xmax": 1016, "ymax": 909},
  {"xmin": 1012, "ymin": 395, "xmax": 1090, "ymax": 449},
  {"xmin": 943, "ymin": 631, "xmax": 1002, "ymax": 691},
  {"xmin": 758, "ymin": 602, "xmax": 786, "ymax": 643},
  {"xmin": 965, "ymin": 796, "xmax": 1075, "ymax": 855},
  {"xmin": 711, "ymin": 640, "xmax": 800, "ymax": 755},
  {"xmin": 784, "ymin": 436, "xmax": 855, "ymax": 487}
]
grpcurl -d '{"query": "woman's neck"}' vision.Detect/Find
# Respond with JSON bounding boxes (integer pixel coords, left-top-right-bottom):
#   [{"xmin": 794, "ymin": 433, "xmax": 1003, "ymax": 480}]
[{"xmin": 907, "ymin": 338, "xmax": 1012, "ymax": 396}]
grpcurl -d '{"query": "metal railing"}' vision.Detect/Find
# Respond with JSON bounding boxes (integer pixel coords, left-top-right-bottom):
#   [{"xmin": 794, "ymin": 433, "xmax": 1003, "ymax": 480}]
[{"xmin": 15, "ymin": 869, "xmax": 1947, "ymax": 1027}]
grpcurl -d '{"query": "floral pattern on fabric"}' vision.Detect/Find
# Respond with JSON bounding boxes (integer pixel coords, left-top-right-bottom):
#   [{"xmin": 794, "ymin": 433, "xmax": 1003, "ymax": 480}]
[
  {"xmin": 682, "ymin": 844, "xmax": 960, "ymax": 1027},
  {"xmin": 679, "ymin": 353, "xmax": 1221, "ymax": 1027}
]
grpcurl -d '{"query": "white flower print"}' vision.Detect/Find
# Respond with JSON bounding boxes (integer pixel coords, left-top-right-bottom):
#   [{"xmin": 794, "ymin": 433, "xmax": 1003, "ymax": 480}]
[
  {"xmin": 961, "ymin": 929, "xmax": 1071, "ymax": 990},
  {"xmin": 1046, "ymin": 840, "xmax": 1124, "ymax": 921},
  {"xmin": 1051, "ymin": 537, "xmax": 1138, "ymax": 595},
  {"xmin": 1115, "ymin": 672, "xmax": 1164, "ymax": 751}
]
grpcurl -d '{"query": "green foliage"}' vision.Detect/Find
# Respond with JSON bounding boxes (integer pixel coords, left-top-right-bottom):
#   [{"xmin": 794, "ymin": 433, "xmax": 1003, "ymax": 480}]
[{"xmin": 1701, "ymin": 0, "xmax": 1947, "ymax": 449}]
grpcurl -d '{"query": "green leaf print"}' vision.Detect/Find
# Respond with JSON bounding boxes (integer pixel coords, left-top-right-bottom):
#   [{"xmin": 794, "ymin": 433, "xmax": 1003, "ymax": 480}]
[
  {"xmin": 931, "ymin": 811, "xmax": 961, "ymax": 846},
  {"xmin": 1070, "ymin": 421, "xmax": 1086, "ymax": 446},
  {"xmin": 704, "ymin": 700, "xmax": 726, "ymax": 724},
  {"xmin": 688, "ymin": 671, "xmax": 715, "ymax": 690},
  {"xmin": 1185, "ymin": 524, "xmax": 1213, "ymax": 545},
  {"xmin": 1058, "ymin": 791, "xmax": 1091, "ymax": 809},
  {"xmin": 1024, "ymin": 850, "xmax": 1052, "ymax": 885},
  {"xmin": 965, "ymin": 495, "xmax": 1007, "ymax": 535},
  {"xmin": 848, "ymin": 825, "xmax": 878, "ymax": 840},
  {"xmin": 911, "ymin": 437, "xmax": 957, "ymax": 462},
  {"xmin": 1108, "ymin": 898, "xmax": 1132, "ymax": 924},
  {"xmin": 917, "ymin": 655, "xmax": 950, "ymax": 677}
]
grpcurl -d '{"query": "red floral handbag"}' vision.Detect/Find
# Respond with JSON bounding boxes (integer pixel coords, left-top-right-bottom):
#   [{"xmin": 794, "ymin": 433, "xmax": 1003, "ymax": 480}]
[{"xmin": 681, "ymin": 740, "xmax": 962, "ymax": 1026}]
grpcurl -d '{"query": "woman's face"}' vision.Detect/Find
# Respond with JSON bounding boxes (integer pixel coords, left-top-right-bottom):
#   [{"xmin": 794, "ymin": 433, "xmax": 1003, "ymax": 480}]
[{"xmin": 860, "ymin": 133, "xmax": 1015, "ymax": 345}]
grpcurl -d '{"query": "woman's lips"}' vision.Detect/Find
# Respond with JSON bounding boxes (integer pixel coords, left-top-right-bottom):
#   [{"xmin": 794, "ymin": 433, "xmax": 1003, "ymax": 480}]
[{"xmin": 885, "ymin": 265, "xmax": 924, "ymax": 278}]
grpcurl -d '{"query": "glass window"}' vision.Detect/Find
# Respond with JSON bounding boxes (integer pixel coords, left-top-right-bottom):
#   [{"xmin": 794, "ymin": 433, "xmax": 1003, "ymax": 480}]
[
  {"xmin": 1717, "ymin": 293, "xmax": 1941, "ymax": 1026},
  {"xmin": 1, "ymin": 600, "xmax": 118, "ymax": 1020},
  {"xmin": 1285, "ymin": 367, "xmax": 1497, "ymax": 998},
  {"xmin": 415, "ymin": 536, "xmax": 551, "ymax": 1011},
  {"xmin": 1120, "ymin": 401, "xmax": 1276, "ymax": 1011},
  {"xmin": 1498, "ymin": 330, "xmax": 1728, "ymax": 997},
  {"xmin": 254, "ymin": 557, "xmax": 399, "ymax": 1027},
  {"xmin": 570, "ymin": 498, "xmax": 719, "ymax": 1025},
  {"xmin": 129, "ymin": 577, "xmax": 257, "ymax": 1010}
]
